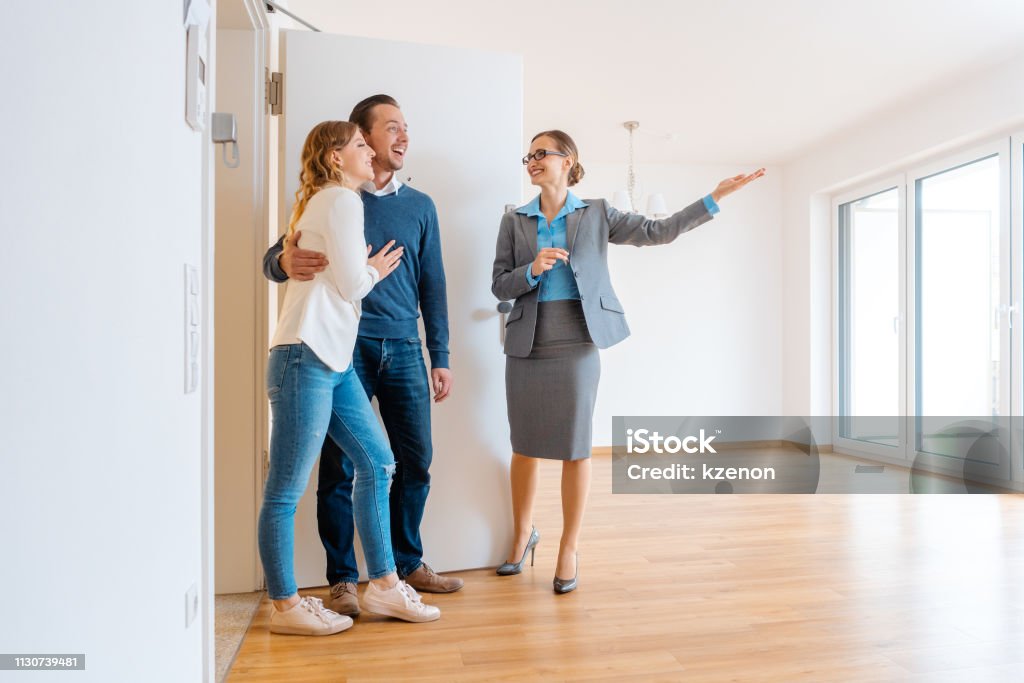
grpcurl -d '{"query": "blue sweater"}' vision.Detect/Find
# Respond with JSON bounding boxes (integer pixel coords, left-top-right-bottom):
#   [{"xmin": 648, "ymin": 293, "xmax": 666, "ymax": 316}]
[{"xmin": 265, "ymin": 184, "xmax": 450, "ymax": 369}]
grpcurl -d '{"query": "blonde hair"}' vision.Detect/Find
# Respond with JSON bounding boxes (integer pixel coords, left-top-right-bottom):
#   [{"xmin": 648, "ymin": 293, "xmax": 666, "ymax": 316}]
[{"xmin": 288, "ymin": 120, "xmax": 359, "ymax": 234}]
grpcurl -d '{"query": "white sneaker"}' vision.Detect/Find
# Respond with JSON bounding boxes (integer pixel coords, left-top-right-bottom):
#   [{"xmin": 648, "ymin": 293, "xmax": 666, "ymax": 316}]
[
  {"xmin": 269, "ymin": 596, "xmax": 354, "ymax": 636},
  {"xmin": 362, "ymin": 580, "xmax": 441, "ymax": 623}
]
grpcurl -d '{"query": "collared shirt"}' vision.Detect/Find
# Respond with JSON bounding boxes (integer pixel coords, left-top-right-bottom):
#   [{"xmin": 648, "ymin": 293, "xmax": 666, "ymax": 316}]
[
  {"xmin": 361, "ymin": 173, "xmax": 403, "ymax": 197},
  {"xmin": 519, "ymin": 192, "xmax": 589, "ymax": 301}
]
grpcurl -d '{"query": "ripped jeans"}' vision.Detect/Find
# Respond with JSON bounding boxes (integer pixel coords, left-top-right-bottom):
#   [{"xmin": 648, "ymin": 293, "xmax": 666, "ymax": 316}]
[{"xmin": 258, "ymin": 342, "xmax": 397, "ymax": 599}]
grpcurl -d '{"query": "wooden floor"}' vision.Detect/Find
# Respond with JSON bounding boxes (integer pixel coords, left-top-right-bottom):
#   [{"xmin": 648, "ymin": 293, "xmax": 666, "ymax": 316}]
[{"xmin": 229, "ymin": 454, "xmax": 1024, "ymax": 682}]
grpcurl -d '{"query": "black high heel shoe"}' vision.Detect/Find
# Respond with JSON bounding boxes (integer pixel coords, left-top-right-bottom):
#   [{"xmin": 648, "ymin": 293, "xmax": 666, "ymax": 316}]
[
  {"xmin": 553, "ymin": 552, "xmax": 578, "ymax": 594},
  {"xmin": 496, "ymin": 527, "xmax": 540, "ymax": 576}
]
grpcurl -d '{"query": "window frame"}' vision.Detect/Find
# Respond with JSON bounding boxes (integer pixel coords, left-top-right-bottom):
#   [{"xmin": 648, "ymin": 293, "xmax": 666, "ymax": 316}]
[
  {"xmin": 832, "ymin": 135, "xmax": 1018, "ymax": 485},
  {"xmin": 905, "ymin": 139, "xmax": 1010, "ymax": 481},
  {"xmin": 1011, "ymin": 133, "xmax": 1024, "ymax": 485},
  {"xmin": 832, "ymin": 176, "xmax": 907, "ymax": 462}
]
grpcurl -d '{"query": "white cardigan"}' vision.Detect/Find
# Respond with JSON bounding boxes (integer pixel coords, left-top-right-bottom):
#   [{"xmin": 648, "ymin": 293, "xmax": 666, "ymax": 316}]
[{"xmin": 270, "ymin": 186, "xmax": 380, "ymax": 371}]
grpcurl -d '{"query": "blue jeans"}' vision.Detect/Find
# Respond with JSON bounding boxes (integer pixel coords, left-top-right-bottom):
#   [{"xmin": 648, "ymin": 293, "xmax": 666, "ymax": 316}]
[
  {"xmin": 258, "ymin": 343, "xmax": 397, "ymax": 600},
  {"xmin": 317, "ymin": 335, "xmax": 433, "ymax": 582}
]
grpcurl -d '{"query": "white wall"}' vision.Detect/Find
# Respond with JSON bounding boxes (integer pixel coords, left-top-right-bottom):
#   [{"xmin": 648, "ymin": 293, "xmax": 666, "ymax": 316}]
[
  {"xmin": 781, "ymin": 51, "xmax": 1024, "ymax": 416},
  {"xmin": 0, "ymin": 3, "xmax": 210, "ymax": 681},
  {"xmin": 566, "ymin": 163, "xmax": 783, "ymax": 444}
]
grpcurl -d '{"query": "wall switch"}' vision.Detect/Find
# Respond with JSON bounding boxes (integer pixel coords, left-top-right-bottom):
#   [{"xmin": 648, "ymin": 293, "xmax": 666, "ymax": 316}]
[
  {"xmin": 185, "ymin": 264, "xmax": 200, "ymax": 394},
  {"xmin": 185, "ymin": 582, "xmax": 199, "ymax": 628}
]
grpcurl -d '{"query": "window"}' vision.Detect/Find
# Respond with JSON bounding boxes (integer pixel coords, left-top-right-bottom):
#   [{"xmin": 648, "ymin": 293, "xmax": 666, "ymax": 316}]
[
  {"xmin": 838, "ymin": 186, "xmax": 901, "ymax": 447},
  {"xmin": 914, "ymin": 155, "xmax": 1002, "ymax": 417},
  {"xmin": 835, "ymin": 138, "xmax": 1015, "ymax": 479}
]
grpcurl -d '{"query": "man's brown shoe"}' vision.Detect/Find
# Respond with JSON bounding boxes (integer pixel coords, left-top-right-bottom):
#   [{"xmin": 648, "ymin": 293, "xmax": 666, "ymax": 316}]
[
  {"xmin": 404, "ymin": 563, "xmax": 464, "ymax": 593},
  {"xmin": 327, "ymin": 582, "xmax": 361, "ymax": 617}
]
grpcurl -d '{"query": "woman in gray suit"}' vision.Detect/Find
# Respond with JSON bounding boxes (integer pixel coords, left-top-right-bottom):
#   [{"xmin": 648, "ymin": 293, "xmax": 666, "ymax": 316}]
[{"xmin": 491, "ymin": 129, "xmax": 763, "ymax": 593}]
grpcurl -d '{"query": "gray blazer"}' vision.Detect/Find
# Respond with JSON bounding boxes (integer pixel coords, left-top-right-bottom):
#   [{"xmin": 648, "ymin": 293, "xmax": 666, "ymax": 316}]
[{"xmin": 491, "ymin": 197, "xmax": 714, "ymax": 358}]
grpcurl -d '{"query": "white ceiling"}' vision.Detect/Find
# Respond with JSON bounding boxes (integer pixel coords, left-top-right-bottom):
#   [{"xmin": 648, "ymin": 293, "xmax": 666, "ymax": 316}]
[{"xmin": 280, "ymin": 0, "xmax": 1024, "ymax": 165}]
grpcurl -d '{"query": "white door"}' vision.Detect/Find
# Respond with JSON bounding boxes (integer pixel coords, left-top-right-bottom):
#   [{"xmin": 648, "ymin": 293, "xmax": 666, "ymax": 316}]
[{"xmin": 277, "ymin": 30, "xmax": 523, "ymax": 587}]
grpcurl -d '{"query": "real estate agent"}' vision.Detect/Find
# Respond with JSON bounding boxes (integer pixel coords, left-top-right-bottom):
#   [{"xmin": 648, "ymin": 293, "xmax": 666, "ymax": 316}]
[{"xmin": 491, "ymin": 129, "xmax": 764, "ymax": 593}]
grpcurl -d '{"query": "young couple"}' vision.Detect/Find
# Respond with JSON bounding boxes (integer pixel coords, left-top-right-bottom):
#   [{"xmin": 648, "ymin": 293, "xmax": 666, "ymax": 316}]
[{"xmin": 258, "ymin": 94, "xmax": 764, "ymax": 636}]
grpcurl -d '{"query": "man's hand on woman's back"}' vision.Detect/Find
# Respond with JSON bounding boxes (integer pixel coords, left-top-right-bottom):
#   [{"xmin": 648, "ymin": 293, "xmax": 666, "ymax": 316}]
[{"xmin": 280, "ymin": 230, "xmax": 329, "ymax": 281}]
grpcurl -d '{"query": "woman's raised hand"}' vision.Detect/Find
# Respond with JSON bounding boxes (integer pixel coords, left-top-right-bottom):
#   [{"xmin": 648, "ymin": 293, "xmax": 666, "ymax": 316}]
[
  {"xmin": 711, "ymin": 168, "xmax": 766, "ymax": 203},
  {"xmin": 531, "ymin": 247, "xmax": 569, "ymax": 277},
  {"xmin": 367, "ymin": 240, "xmax": 404, "ymax": 280}
]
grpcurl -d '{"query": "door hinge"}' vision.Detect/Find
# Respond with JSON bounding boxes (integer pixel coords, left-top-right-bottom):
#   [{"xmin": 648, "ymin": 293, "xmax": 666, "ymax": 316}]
[{"xmin": 266, "ymin": 69, "xmax": 282, "ymax": 116}]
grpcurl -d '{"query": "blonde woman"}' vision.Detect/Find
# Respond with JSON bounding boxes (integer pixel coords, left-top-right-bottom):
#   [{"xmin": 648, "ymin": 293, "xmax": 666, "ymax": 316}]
[{"xmin": 259, "ymin": 121, "xmax": 440, "ymax": 636}]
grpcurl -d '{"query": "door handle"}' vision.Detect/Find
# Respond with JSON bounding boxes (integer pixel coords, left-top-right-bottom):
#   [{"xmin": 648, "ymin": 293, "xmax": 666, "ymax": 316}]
[{"xmin": 497, "ymin": 301, "xmax": 512, "ymax": 344}]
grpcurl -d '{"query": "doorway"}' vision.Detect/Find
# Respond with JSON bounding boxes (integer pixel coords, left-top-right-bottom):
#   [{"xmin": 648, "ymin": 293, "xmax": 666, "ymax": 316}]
[{"xmin": 212, "ymin": 1, "xmax": 271, "ymax": 679}]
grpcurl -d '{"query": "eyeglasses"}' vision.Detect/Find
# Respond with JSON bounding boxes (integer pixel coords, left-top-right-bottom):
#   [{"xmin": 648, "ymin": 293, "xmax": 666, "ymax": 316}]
[{"xmin": 522, "ymin": 149, "xmax": 569, "ymax": 165}]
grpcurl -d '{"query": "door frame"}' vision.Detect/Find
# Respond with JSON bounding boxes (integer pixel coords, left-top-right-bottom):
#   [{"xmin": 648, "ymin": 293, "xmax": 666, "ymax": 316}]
[{"xmin": 205, "ymin": 0, "xmax": 272, "ymax": 677}]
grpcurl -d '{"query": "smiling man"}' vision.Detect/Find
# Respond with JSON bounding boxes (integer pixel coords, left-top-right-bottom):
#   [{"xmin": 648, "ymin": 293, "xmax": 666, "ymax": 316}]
[{"xmin": 263, "ymin": 94, "xmax": 461, "ymax": 616}]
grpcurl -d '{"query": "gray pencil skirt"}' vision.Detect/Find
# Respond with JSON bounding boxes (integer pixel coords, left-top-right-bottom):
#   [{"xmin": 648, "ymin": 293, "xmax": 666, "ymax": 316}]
[{"xmin": 505, "ymin": 299, "xmax": 600, "ymax": 461}]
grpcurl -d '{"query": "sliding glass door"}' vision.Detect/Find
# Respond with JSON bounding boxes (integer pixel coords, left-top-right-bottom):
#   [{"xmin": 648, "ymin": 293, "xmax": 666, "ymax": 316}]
[
  {"xmin": 836, "ymin": 182, "xmax": 904, "ymax": 452},
  {"xmin": 912, "ymin": 153, "xmax": 1003, "ymax": 418},
  {"xmin": 836, "ymin": 138, "xmax": 1015, "ymax": 482},
  {"xmin": 908, "ymin": 143, "xmax": 1010, "ymax": 476}
]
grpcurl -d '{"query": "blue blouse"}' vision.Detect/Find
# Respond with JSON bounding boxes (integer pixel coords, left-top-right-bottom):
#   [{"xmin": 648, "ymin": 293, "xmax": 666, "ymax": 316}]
[
  {"xmin": 520, "ymin": 192, "xmax": 587, "ymax": 301},
  {"xmin": 521, "ymin": 192, "xmax": 720, "ymax": 301}
]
